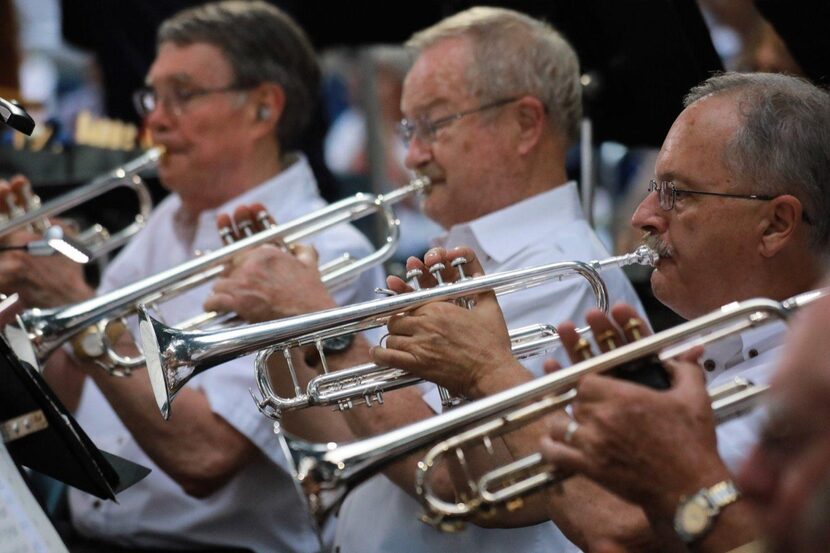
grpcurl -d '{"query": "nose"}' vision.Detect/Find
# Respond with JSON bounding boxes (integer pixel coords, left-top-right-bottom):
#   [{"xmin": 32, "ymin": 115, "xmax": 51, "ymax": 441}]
[
  {"xmin": 144, "ymin": 99, "xmax": 176, "ymax": 137},
  {"xmin": 404, "ymin": 134, "xmax": 433, "ymax": 171},
  {"xmin": 631, "ymin": 188, "xmax": 668, "ymax": 235}
]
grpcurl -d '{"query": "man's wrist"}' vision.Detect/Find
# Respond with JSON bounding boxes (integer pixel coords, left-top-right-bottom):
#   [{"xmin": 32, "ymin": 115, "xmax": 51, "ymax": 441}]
[
  {"xmin": 673, "ymin": 480, "xmax": 741, "ymax": 544},
  {"xmin": 470, "ymin": 359, "xmax": 532, "ymax": 399}
]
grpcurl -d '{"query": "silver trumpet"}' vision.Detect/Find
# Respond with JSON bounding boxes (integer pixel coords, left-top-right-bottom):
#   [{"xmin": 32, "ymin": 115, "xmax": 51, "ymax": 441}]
[
  {"xmin": 420, "ymin": 377, "xmax": 767, "ymax": 530},
  {"xmin": 275, "ymin": 289, "xmax": 824, "ymax": 527},
  {"xmin": 4, "ymin": 176, "xmax": 431, "ymax": 376},
  {"xmin": 0, "ymin": 147, "xmax": 159, "ymax": 260},
  {"xmin": 142, "ymin": 246, "xmax": 657, "ymax": 420}
]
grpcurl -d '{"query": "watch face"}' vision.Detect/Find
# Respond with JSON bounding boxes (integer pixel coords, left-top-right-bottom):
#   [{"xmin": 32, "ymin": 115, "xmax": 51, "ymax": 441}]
[
  {"xmin": 675, "ymin": 495, "xmax": 714, "ymax": 543},
  {"xmin": 679, "ymin": 500, "xmax": 711, "ymax": 535}
]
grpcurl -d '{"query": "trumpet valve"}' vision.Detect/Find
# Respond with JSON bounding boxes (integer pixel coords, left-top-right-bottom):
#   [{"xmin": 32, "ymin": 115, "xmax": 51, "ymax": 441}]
[
  {"xmin": 335, "ymin": 398, "xmax": 354, "ymax": 412},
  {"xmin": 573, "ymin": 337, "xmax": 594, "ymax": 360},
  {"xmin": 624, "ymin": 318, "xmax": 644, "ymax": 340},
  {"xmin": 405, "ymin": 268, "xmax": 423, "ymax": 290},
  {"xmin": 429, "ymin": 263, "xmax": 446, "ymax": 285},
  {"xmin": 596, "ymin": 329, "xmax": 619, "ymax": 351},
  {"xmin": 450, "ymin": 257, "xmax": 469, "ymax": 280}
]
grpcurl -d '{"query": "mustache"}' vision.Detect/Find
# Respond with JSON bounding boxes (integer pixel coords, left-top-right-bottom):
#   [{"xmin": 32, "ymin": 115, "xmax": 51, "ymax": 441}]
[{"xmin": 641, "ymin": 232, "xmax": 673, "ymax": 259}]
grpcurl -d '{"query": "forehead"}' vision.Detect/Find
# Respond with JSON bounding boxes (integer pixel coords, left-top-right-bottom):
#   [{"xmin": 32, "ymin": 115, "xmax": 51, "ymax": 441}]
[
  {"xmin": 401, "ymin": 37, "xmax": 476, "ymax": 115},
  {"xmin": 147, "ymin": 42, "xmax": 234, "ymax": 86},
  {"xmin": 654, "ymin": 95, "xmax": 741, "ymax": 186}
]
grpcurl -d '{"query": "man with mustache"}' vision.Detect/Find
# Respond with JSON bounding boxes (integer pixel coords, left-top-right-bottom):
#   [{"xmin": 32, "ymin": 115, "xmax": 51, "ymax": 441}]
[
  {"xmin": 205, "ymin": 6, "xmax": 645, "ymax": 552},
  {"xmin": 374, "ymin": 72, "xmax": 830, "ymax": 551}
]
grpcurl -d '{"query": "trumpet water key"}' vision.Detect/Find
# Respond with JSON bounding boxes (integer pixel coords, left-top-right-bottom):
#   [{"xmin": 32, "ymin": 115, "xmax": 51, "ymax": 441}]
[
  {"xmin": 274, "ymin": 290, "xmax": 824, "ymax": 527},
  {"xmin": 144, "ymin": 246, "xmax": 657, "ymax": 419},
  {"xmin": 5, "ymin": 176, "xmax": 431, "ymax": 375}
]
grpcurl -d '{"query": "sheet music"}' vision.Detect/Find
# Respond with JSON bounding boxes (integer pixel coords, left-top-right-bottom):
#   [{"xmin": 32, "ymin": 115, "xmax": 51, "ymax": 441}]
[{"xmin": 0, "ymin": 443, "xmax": 68, "ymax": 553}]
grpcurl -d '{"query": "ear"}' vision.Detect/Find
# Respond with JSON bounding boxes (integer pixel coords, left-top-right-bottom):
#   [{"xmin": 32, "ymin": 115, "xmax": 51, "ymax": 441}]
[
  {"xmin": 514, "ymin": 95, "xmax": 547, "ymax": 156},
  {"xmin": 247, "ymin": 82, "xmax": 286, "ymax": 136},
  {"xmin": 758, "ymin": 194, "xmax": 803, "ymax": 257}
]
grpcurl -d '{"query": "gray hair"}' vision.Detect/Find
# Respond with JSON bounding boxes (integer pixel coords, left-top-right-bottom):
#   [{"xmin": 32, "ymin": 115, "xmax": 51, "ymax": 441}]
[
  {"xmin": 685, "ymin": 72, "xmax": 830, "ymax": 249},
  {"xmin": 158, "ymin": 0, "xmax": 320, "ymax": 149},
  {"xmin": 406, "ymin": 6, "xmax": 582, "ymax": 144}
]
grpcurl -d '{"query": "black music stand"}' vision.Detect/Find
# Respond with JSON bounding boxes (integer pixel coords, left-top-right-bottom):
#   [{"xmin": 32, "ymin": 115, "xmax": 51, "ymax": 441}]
[{"xmin": 0, "ymin": 336, "xmax": 150, "ymax": 500}]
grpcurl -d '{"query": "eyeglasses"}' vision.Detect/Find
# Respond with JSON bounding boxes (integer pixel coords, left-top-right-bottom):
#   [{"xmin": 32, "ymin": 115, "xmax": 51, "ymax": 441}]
[
  {"xmin": 132, "ymin": 84, "xmax": 251, "ymax": 118},
  {"xmin": 397, "ymin": 97, "xmax": 520, "ymax": 146},
  {"xmin": 648, "ymin": 179, "xmax": 780, "ymax": 210},
  {"xmin": 648, "ymin": 180, "xmax": 813, "ymax": 224}
]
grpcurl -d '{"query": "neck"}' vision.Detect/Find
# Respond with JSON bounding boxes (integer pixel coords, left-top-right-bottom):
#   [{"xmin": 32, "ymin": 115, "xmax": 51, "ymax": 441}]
[
  {"xmin": 480, "ymin": 141, "xmax": 570, "ymax": 218},
  {"xmin": 720, "ymin": 252, "xmax": 823, "ymax": 314},
  {"xmin": 179, "ymin": 141, "xmax": 285, "ymax": 219}
]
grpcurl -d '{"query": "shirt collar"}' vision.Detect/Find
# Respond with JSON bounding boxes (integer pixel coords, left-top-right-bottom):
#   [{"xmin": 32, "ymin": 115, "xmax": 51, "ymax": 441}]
[
  {"xmin": 170, "ymin": 154, "xmax": 319, "ymax": 252},
  {"xmin": 442, "ymin": 181, "xmax": 584, "ymax": 264}
]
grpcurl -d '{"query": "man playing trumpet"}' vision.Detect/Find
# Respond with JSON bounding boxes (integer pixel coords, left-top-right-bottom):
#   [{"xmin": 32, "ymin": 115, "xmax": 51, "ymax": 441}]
[
  {"xmin": 1, "ymin": 2, "xmax": 381, "ymax": 551},
  {"xmin": 373, "ymin": 72, "xmax": 830, "ymax": 551},
  {"xmin": 206, "ymin": 6, "xmax": 645, "ymax": 553}
]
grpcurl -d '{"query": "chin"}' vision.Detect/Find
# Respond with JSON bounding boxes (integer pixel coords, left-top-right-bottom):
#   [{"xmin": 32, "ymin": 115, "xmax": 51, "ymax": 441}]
[{"xmin": 421, "ymin": 197, "xmax": 451, "ymax": 229}]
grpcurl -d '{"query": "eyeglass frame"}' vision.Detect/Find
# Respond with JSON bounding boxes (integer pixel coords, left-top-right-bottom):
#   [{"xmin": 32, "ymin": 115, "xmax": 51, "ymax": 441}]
[
  {"xmin": 396, "ymin": 96, "xmax": 520, "ymax": 146},
  {"xmin": 648, "ymin": 180, "xmax": 812, "ymax": 224},
  {"xmin": 132, "ymin": 83, "xmax": 254, "ymax": 118}
]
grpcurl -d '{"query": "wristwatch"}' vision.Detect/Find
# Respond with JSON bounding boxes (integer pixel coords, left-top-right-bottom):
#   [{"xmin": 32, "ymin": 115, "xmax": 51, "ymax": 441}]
[
  {"xmin": 674, "ymin": 480, "xmax": 741, "ymax": 544},
  {"xmin": 320, "ymin": 334, "xmax": 355, "ymax": 355},
  {"xmin": 304, "ymin": 334, "xmax": 355, "ymax": 366}
]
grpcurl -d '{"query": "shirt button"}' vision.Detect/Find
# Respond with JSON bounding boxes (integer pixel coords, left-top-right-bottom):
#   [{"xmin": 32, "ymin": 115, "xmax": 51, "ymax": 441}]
[
  {"xmin": 747, "ymin": 348, "xmax": 759, "ymax": 358},
  {"xmin": 703, "ymin": 359, "xmax": 717, "ymax": 372},
  {"xmin": 92, "ymin": 500, "xmax": 102, "ymax": 509}
]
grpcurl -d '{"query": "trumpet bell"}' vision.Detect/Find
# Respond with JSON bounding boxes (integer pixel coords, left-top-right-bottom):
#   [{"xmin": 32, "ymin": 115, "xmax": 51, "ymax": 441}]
[
  {"xmin": 277, "ymin": 430, "xmax": 352, "ymax": 527},
  {"xmin": 141, "ymin": 308, "xmax": 180, "ymax": 419}
]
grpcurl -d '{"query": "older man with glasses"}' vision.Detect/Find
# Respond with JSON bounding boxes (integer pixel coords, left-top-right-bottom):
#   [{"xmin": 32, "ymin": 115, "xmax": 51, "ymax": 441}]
[
  {"xmin": 526, "ymin": 72, "xmax": 829, "ymax": 551},
  {"xmin": 370, "ymin": 72, "xmax": 830, "ymax": 551},
  {"xmin": 204, "ymin": 6, "xmax": 645, "ymax": 553},
  {"xmin": 0, "ymin": 2, "xmax": 382, "ymax": 552}
]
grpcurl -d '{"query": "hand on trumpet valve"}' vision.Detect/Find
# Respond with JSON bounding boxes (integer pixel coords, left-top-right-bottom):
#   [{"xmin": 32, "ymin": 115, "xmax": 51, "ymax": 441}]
[
  {"xmin": 372, "ymin": 246, "xmax": 528, "ymax": 399},
  {"xmin": 557, "ymin": 303, "xmax": 653, "ymax": 363},
  {"xmin": 539, "ymin": 349, "xmax": 729, "ymax": 518},
  {"xmin": 205, "ymin": 204, "xmax": 335, "ymax": 323},
  {"xmin": 0, "ymin": 176, "xmax": 94, "ymax": 308}
]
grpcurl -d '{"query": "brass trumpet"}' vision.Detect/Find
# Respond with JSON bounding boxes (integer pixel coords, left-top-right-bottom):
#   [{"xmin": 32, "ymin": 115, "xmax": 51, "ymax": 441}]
[
  {"xmin": 143, "ymin": 247, "xmax": 657, "ymax": 419},
  {"xmin": 0, "ymin": 147, "xmax": 159, "ymax": 260},
  {"xmin": 4, "ymin": 176, "xmax": 430, "ymax": 375},
  {"xmin": 275, "ymin": 290, "xmax": 824, "ymax": 526}
]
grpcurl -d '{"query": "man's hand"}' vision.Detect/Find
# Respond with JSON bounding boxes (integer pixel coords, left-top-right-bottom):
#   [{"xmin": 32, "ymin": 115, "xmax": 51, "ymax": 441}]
[
  {"xmin": 556, "ymin": 303, "xmax": 653, "ymax": 363},
  {"xmin": 0, "ymin": 176, "xmax": 94, "ymax": 308},
  {"xmin": 539, "ymin": 350, "xmax": 729, "ymax": 519},
  {"xmin": 203, "ymin": 204, "xmax": 336, "ymax": 323},
  {"xmin": 371, "ymin": 247, "xmax": 523, "ymax": 399}
]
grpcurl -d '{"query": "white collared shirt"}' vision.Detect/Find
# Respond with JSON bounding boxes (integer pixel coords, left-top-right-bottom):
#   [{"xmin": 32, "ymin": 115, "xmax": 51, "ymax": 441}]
[
  {"xmin": 702, "ymin": 321, "xmax": 785, "ymax": 472},
  {"xmin": 334, "ymin": 182, "xmax": 648, "ymax": 553},
  {"xmin": 69, "ymin": 155, "xmax": 384, "ymax": 552}
]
